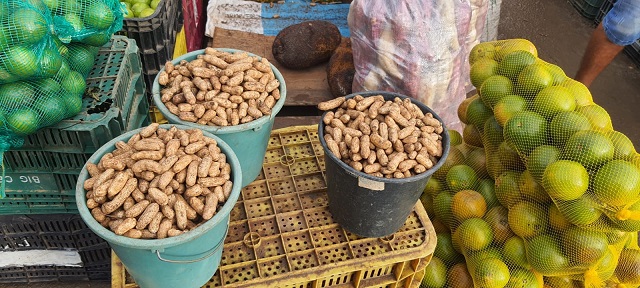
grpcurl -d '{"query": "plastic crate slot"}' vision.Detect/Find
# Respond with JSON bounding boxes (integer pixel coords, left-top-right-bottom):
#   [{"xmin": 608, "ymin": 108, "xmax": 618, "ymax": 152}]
[
  {"xmin": 312, "ymin": 140, "xmax": 324, "ymax": 156},
  {"xmin": 244, "ymin": 199, "xmax": 274, "ymax": 219},
  {"xmin": 299, "ymin": 192, "xmax": 329, "ymax": 210},
  {"xmin": 221, "ymin": 262, "xmax": 259, "ymax": 284},
  {"xmin": 263, "ymin": 162, "xmax": 292, "ymax": 180},
  {"xmin": 226, "ymin": 221, "xmax": 250, "ymax": 244},
  {"xmin": 220, "ymin": 242, "xmax": 256, "ymax": 266},
  {"xmin": 284, "ymin": 143, "xmax": 315, "ymax": 159},
  {"xmin": 362, "ymin": 264, "xmax": 394, "ymax": 280},
  {"xmin": 293, "ymin": 173, "xmax": 326, "ymax": 193},
  {"xmin": 241, "ymin": 181, "xmax": 270, "ymax": 201},
  {"xmin": 254, "ymin": 235, "xmax": 285, "ymax": 259},
  {"xmin": 320, "ymin": 272, "xmax": 352, "ymax": 286},
  {"xmin": 391, "ymin": 230, "xmax": 427, "ymax": 251},
  {"xmin": 282, "ymin": 231, "xmax": 314, "ymax": 254},
  {"xmin": 290, "ymin": 157, "xmax": 321, "ymax": 176},
  {"xmin": 272, "ymin": 194, "xmax": 302, "ymax": 214},
  {"xmin": 288, "ymin": 251, "xmax": 319, "ymax": 271},
  {"xmin": 268, "ymin": 135, "xmax": 282, "ymax": 147},
  {"xmin": 248, "ymin": 216, "xmax": 279, "ymax": 237},
  {"xmin": 310, "ymin": 227, "xmax": 347, "ymax": 247},
  {"xmin": 268, "ymin": 177, "xmax": 296, "ymax": 196},
  {"xmin": 257, "ymin": 256, "xmax": 289, "ymax": 278},
  {"xmin": 205, "ymin": 270, "xmax": 223, "ymax": 287},
  {"xmin": 230, "ymin": 202, "xmax": 247, "ymax": 223},
  {"xmin": 317, "ymin": 244, "xmax": 353, "ymax": 265},
  {"xmin": 351, "ymin": 240, "xmax": 391, "ymax": 258},
  {"xmin": 264, "ymin": 147, "xmax": 286, "ymax": 164},
  {"xmin": 79, "ymin": 246, "xmax": 111, "ymax": 264},
  {"xmin": 42, "ymin": 234, "xmax": 75, "ymax": 249},
  {"xmin": 304, "ymin": 208, "xmax": 334, "ymax": 228},
  {"xmin": 54, "ymin": 174, "xmax": 79, "ymax": 192},
  {"xmin": 277, "ymin": 211, "xmax": 307, "ymax": 233},
  {"xmin": 280, "ymin": 132, "xmax": 310, "ymax": 146},
  {"xmin": 397, "ymin": 211, "xmax": 421, "ymax": 232}
]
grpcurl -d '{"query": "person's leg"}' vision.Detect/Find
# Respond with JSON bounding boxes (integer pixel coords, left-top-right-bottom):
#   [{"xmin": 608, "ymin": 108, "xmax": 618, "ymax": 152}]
[{"xmin": 575, "ymin": 0, "xmax": 640, "ymax": 87}]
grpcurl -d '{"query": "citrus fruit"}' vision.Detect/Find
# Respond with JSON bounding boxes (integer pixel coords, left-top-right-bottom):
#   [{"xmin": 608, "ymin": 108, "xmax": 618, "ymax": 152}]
[
  {"xmin": 83, "ymin": 1, "xmax": 115, "ymax": 29},
  {"xmin": 471, "ymin": 58, "xmax": 499, "ymax": 88},
  {"xmin": 484, "ymin": 205, "xmax": 514, "ymax": 244},
  {"xmin": 561, "ymin": 226, "xmax": 608, "ymax": 265},
  {"xmin": 61, "ymin": 94, "xmax": 83, "ymax": 118},
  {"xmin": 592, "ymin": 159, "xmax": 640, "ymax": 207},
  {"xmin": 592, "ymin": 247, "xmax": 617, "ymax": 282},
  {"xmin": 503, "ymin": 111, "xmax": 548, "ymax": 156},
  {"xmin": 458, "ymin": 94, "xmax": 479, "ymax": 124},
  {"xmin": 34, "ymin": 95, "xmax": 66, "ymax": 127},
  {"xmin": 61, "ymin": 70, "xmax": 87, "ymax": 96},
  {"xmin": 549, "ymin": 111, "xmax": 591, "ymax": 146},
  {"xmin": 494, "ymin": 94, "xmax": 527, "ymax": 127},
  {"xmin": 423, "ymin": 177, "xmax": 443, "ymax": 198},
  {"xmin": 42, "ymin": 0, "xmax": 59, "ymax": 11},
  {"xmin": 528, "ymin": 234, "xmax": 570, "ymax": 275},
  {"xmin": 35, "ymin": 78, "xmax": 63, "ymax": 96},
  {"xmin": 607, "ymin": 131, "xmax": 636, "ymax": 160},
  {"xmin": 477, "ymin": 179, "xmax": 499, "ymax": 208},
  {"xmin": 506, "ymin": 268, "xmax": 541, "ymax": 288},
  {"xmin": 545, "ymin": 63, "xmax": 568, "ymax": 85},
  {"xmin": 0, "ymin": 81, "xmax": 36, "ymax": 108},
  {"xmin": 449, "ymin": 130, "xmax": 463, "ymax": 147},
  {"xmin": 560, "ymin": 78, "xmax": 594, "ymax": 107},
  {"xmin": 7, "ymin": 108, "xmax": 40, "ymax": 136},
  {"xmin": 527, "ymin": 145, "xmax": 560, "ymax": 183},
  {"xmin": 548, "ymin": 204, "xmax": 572, "ymax": 230},
  {"xmin": 495, "ymin": 171, "xmax": 522, "ymax": 207},
  {"xmin": 615, "ymin": 249, "xmax": 640, "ymax": 284},
  {"xmin": 421, "ymin": 257, "xmax": 447, "ymax": 288},
  {"xmin": 542, "ymin": 160, "xmax": 589, "ymax": 201},
  {"xmin": 575, "ymin": 104, "xmax": 613, "ymax": 132},
  {"xmin": 483, "ymin": 116, "xmax": 504, "ymax": 150},
  {"xmin": 466, "ymin": 147, "xmax": 489, "ymax": 178},
  {"xmin": 466, "ymin": 97, "xmax": 493, "ymax": 130},
  {"xmin": 446, "ymin": 165, "xmax": 478, "ymax": 192},
  {"xmin": 494, "ymin": 39, "xmax": 538, "ymax": 61},
  {"xmin": 55, "ymin": 58, "xmax": 71, "ymax": 81},
  {"xmin": 420, "ymin": 191, "xmax": 435, "ymax": 216},
  {"xmin": 65, "ymin": 43, "xmax": 96, "ymax": 76},
  {"xmin": 473, "ymin": 258, "xmax": 510, "ymax": 288},
  {"xmin": 433, "ymin": 146, "xmax": 465, "ymax": 180},
  {"xmin": 469, "ymin": 42, "xmax": 496, "ymax": 65},
  {"xmin": 433, "ymin": 192, "xmax": 454, "ymax": 227},
  {"xmin": 131, "ymin": 2, "xmax": 150, "ymax": 16},
  {"xmin": 63, "ymin": 13, "xmax": 84, "ymax": 32},
  {"xmin": 508, "ymin": 200, "xmax": 548, "ymax": 238},
  {"xmin": 3, "ymin": 45, "xmax": 38, "ymax": 79},
  {"xmin": 454, "ymin": 218, "xmax": 493, "ymax": 252},
  {"xmin": 81, "ymin": 32, "xmax": 111, "ymax": 47},
  {"xmin": 124, "ymin": 7, "xmax": 135, "ymax": 18},
  {"xmin": 150, "ymin": 0, "xmax": 161, "ymax": 9},
  {"xmin": 487, "ymin": 153, "xmax": 508, "ymax": 182},
  {"xmin": 497, "ymin": 50, "xmax": 537, "ymax": 79},
  {"xmin": 452, "ymin": 190, "xmax": 487, "ymax": 220},
  {"xmin": 39, "ymin": 48, "xmax": 63, "ymax": 78},
  {"xmin": 518, "ymin": 170, "xmax": 551, "ymax": 203},
  {"xmin": 467, "ymin": 247, "xmax": 503, "ymax": 265},
  {"xmin": 544, "ymin": 276, "xmax": 575, "ymax": 288},
  {"xmin": 503, "ymin": 236, "xmax": 531, "ymax": 269},
  {"xmin": 447, "ymin": 263, "xmax": 474, "ymax": 288},
  {"xmin": 479, "ymin": 75, "xmax": 513, "ymax": 108},
  {"xmin": 0, "ymin": 64, "xmax": 17, "ymax": 84},
  {"xmin": 611, "ymin": 200, "xmax": 640, "ymax": 232},
  {"xmin": 434, "ymin": 233, "xmax": 464, "ymax": 264},
  {"xmin": 431, "ymin": 217, "xmax": 449, "ymax": 234},
  {"xmin": 516, "ymin": 63, "xmax": 553, "ymax": 99},
  {"xmin": 563, "ymin": 130, "xmax": 615, "ymax": 170},
  {"xmin": 498, "ymin": 141, "xmax": 525, "ymax": 171},
  {"xmin": 463, "ymin": 124, "xmax": 484, "ymax": 148},
  {"xmin": 9, "ymin": 8, "xmax": 48, "ymax": 45},
  {"xmin": 532, "ymin": 86, "xmax": 576, "ymax": 119},
  {"xmin": 555, "ymin": 196, "xmax": 602, "ymax": 226},
  {"xmin": 138, "ymin": 7, "xmax": 156, "ymax": 18}
]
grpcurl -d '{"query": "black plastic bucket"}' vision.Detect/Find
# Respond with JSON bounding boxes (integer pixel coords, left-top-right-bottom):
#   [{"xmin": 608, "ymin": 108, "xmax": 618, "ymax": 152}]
[{"xmin": 319, "ymin": 91, "xmax": 450, "ymax": 238}]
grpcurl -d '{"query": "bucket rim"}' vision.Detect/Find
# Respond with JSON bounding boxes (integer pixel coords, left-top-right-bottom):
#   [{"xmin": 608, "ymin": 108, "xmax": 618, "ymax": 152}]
[
  {"xmin": 75, "ymin": 124, "xmax": 243, "ymax": 250},
  {"xmin": 151, "ymin": 48, "xmax": 287, "ymax": 133},
  {"xmin": 318, "ymin": 91, "xmax": 451, "ymax": 184}
]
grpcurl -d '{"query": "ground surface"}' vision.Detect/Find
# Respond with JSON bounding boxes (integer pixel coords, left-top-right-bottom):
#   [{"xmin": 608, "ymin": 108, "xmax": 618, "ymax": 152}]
[{"xmin": 4, "ymin": 0, "xmax": 639, "ymax": 287}]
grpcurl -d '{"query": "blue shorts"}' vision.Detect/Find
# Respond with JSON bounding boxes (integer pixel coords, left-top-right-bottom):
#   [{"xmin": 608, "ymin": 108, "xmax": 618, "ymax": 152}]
[{"xmin": 603, "ymin": 0, "xmax": 640, "ymax": 46}]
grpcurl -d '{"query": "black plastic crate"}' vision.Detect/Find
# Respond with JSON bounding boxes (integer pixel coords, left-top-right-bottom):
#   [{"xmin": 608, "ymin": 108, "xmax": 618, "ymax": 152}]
[
  {"xmin": 0, "ymin": 214, "xmax": 110, "ymax": 283},
  {"xmin": 624, "ymin": 41, "xmax": 640, "ymax": 68},
  {"xmin": 595, "ymin": 0, "xmax": 615, "ymax": 25},
  {"xmin": 570, "ymin": 0, "xmax": 606, "ymax": 20}
]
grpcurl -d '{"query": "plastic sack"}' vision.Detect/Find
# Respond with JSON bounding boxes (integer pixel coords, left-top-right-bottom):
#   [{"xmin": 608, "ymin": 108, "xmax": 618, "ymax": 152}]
[
  {"xmin": 0, "ymin": 0, "xmax": 66, "ymax": 85},
  {"xmin": 348, "ymin": 0, "xmax": 489, "ymax": 133},
  {"xmin": 50, "ymin": 0, "xmax": 124, "ymax": 46},
  {"xmin": 419, "ymin": 38, "xmax": 640, "ymax": 288}
]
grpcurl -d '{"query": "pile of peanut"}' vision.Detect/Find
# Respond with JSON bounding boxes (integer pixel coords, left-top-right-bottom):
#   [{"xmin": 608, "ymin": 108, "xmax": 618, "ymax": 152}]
[
  {"xmin": 157, "ymin": 48, "xmax": 281, "ymax": 126},
  {"xmin": 318, "ymin": 95, "xmax": 444, "ymax": 179},
  {"xmin": 84, "ymin": 124, "xmax": 234, "ymax": 239}
]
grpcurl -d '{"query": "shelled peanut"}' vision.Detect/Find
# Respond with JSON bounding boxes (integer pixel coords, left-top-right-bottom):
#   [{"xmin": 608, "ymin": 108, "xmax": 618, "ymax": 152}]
[
  {"xmin": 318, "ymin": 95, "xmax": 444, "ymax": 179},
  {"xmin": 84, "ymin": 123, "xmax": 234, "ymax": 239},
  {"xmin": 157, "ymin": 48, "xmax": 282, "ymax": 126}
]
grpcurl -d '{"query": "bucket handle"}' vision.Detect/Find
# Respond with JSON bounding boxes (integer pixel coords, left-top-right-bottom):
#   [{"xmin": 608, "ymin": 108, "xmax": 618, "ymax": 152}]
[{"xmin": 155, "ymin": 230, "xmax": 227, "ymax": 264}]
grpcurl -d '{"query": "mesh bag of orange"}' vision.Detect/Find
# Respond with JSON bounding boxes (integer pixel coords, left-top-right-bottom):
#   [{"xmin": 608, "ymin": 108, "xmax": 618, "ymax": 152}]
[{"xmin": 419, "ymin": 38, "xmax": 640, "ymax": 288}]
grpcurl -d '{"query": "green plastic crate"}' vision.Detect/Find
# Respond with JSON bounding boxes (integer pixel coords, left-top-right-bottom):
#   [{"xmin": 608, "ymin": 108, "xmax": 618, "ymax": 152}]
[{"xmin": 0, "ymin": 172, "xmax": 78, "ymax": 214}]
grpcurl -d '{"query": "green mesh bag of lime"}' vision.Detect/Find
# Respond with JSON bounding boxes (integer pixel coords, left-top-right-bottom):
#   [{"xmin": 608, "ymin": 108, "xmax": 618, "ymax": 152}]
[{"xmin": 0, "ymin": 0, "xmax": 124, "ymax": 198}]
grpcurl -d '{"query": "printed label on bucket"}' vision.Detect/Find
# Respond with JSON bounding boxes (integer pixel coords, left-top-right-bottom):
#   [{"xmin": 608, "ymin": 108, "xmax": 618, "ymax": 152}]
[{"xmin": 358, "ymin": 177, "xmax": 384, "ymax": 191}]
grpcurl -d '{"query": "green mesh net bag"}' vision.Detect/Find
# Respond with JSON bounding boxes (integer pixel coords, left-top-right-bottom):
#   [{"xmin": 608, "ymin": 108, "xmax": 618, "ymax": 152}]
[
  {"xmin": 51, "ymin": 0, "xmax": 124, "ymax": 47},
  {"xmin": 0, "ymin": 0, "xmax": 67, "ymax": 84},
  {"xmin": 420, "ymin": 38, "xmax": 640, "ymax": 288}
]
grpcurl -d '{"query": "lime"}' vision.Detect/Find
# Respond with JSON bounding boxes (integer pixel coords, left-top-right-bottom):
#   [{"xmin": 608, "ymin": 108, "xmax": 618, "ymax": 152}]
[
  {"xmin": 81, "ymin": 32, "xmax": 111, "ymax": 47},
  {"xmin": 477, "ymin": 179, "xmax": 499, "ymax": 209},
  {"xmin": 548, "ymin": 203, "xmax": 572, "ymax": 231},
  {"xmin": 4, "ymin": 45, "xmax": 38, "ymax": 79},
  {"xmin": 562, "ymin": 130, "xmax": 614, "ymax": 170},
  {"xmin": 61, "ymin": 93, "xmax": 83, "ymax": 118},
  {"xmin": 131, "ymin": 2, "xmax": 150, "ymax": 16},
  {"xmin": 83, "ymin": 1, "xmax": 115, "ymax": 29},
  {"xmin": 469, "ymin": 42, "xmax": 496, "ymax": 65},
  {"xmin": 466, "ymin": 147, "xmax": 489, "ymax": 178},
  {"xmin": 433, "ymin": 146, "xmax": 465, "ymax": 180},
  {"xmin": 150, "ymin": 0, "xmax": 161, "ymax": 9},
  {"xmin": 497, "ymin": 50, "xmax": 536, "ymax": 79},
  {"xmin": 446, "ymin": 165, "xmax": 478, "ymax": 192},
  {"xmin": 454, "ymin": 218, "xmax": 493, "ymax": 252},
  {"xmin": 7, "ymin": 108, "xmax": 40, "ymax": 135},
  {"xmin": 64, "ymin": 13, "xmax": 84, "ymax": 32},
  {"xmin": 494, "ymin": 39, "xmax": 538, "ymax": 61},
  {"xmin": 542, "ymin": 160, "xmax": 589, "ymax": 201},
  {"xmin": 506, "ymin": 268, "xmax": 540, "ymax": 288},
  {"xmin": 503, "ymin": 111, "xmax": 548, "ymax": 156},
  {"xmin": 483, "ymin": 116, "xmax": 504, "ymax": 151},
  {"xmin": 39, "ymin": 48, "xmax": 63, "ymax": 78},
  {"xmin": 434, "ymin": 233, "xmax": 464, "ymax": 265},
  {"xmin": 9, "ymin": 8, "xmax": 48, "ymax": 45},
  {"xmin": 549, "ymin": 111, "xmax": 591, "ymax": 146},
  {"xmin": 422, "ymin": 257, "xmax": 447, "ymax": 288},
  {"xmin": 555, "ymin": 196, "xmax": 602, "ymax": 226},
  {"xmin": 527, "ymin": 145, "xmax": 560, "ymax": 183},
  {"xmin": 516, "ymin": 63, "xmax": 553, "ymax": 100},
  {"xmin": 34, "ymin": 95, "xmax": 66, "ymax": 127},
  {"xmin": 508, "ymin": 200, "xmax": 548, "ymax": 238},
  {"xmin": 479, "ymin": 75, "xmax": 513, "ymax": 108},
  {"xmin": 0, "ymin": 81, "xmax": 36, "ymax": 108},
  {"xmin": 546, "ymin": 63, "xmax": 568, "ymax": 85},
  {"xmin": 495, "ymin": 171, "xmax": 522, "ymax": 207},
  {"xmin": 423, "ymin": 177, "xmax": 443, "ymax": 198},
  {"xmin": 593, "ymin": 159, "xmax": 640, "ymax": 207},
  {"xmin": 433, "ymin": 192, "xmax": 454, "ymax": 228},
  {"xmin": 449, "ymin": 130, "xmax": 463, "ymax": 146},
  {"xmin": 532, "ymin": 86, "xmax": 576, "ymax": 119},
  {"xmin": 124, "ymin": 7, "xmax": 135, "ymax": 18},
  {"xmin": 467, "ymin": 247, "xmax": 503, "ymax": 265},
  {"xmin": 575, "ymin": 104, "xmax": 613, "ymax": 132},
  {"xmin": 42, "ymin": 0, "xmax": 59, "ymax": 11},
  {"xmin": 35, "ymin": 78, "xmax": 63, "ymax": 96},
  {"xmin": 518, "ymin": 170, "xmax": 551, "ymax": 203},
  {"xmin": 544, "ymin": 276, "xmax": 576, "ymax": 288},
  {"xmin": 138, "ymin": 7, "xmax": 156, "ymax": 18},
  {"xmin": 466, "ymin": 97, "xmax": 493, "ymax": 131},
  {"xmin": 61, "ymin": 70, "xmax": 87, "ymax": 96},
  {"xmin": 463, "ymin": 124, "xmax": 484, "ymax": 148},
  {"xmin": 615, "ymin": 249, "xmax": 640, "ymax": 284},
  {"xmin": 484, "ymin": 205, "xmax": 514, "ymax": 244},
  {"xmin": 473, "ymin": 258, "xmax": 510, "ymax": 288},
  {"xmin": 503, "ymin": 236, "xmax": 531, "ymax": 269},
  {"xmin": 606, "ymin": 130, "xmax": 636, "ymax": 160},
  {"xmin": 458, "ymin": 94, "xmax": 479, "ymax": 124},
  {"xmin": 560, "ymin": 78, "xmax": 594, "ymax": 107},
  {"xmin": 612, "ymin": 200, "xmax": 640, "ymax": 232},
  {"xmin": 561, "ymin": 226, "xmax": 608, "ymax": 265},
  {"xmin": 527, "ymin": 234, "xmax": 569, "ymax": 275},
  {"xmin": 471, "ymin": 58, "xmax": 499, "ymax": 88},
  {"xmin": 493, "ymin": 94, "xmax": 527, "ymax": 127},
  {"xmin": 65, "ymin": 43, "xmax": 96, "ymax": 76}
]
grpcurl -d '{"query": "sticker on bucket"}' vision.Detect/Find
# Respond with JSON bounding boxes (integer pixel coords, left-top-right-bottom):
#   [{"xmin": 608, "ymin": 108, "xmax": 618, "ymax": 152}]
[{"xmin": 358, "ymin": 177, "xmax": 384, "ymax": 191}]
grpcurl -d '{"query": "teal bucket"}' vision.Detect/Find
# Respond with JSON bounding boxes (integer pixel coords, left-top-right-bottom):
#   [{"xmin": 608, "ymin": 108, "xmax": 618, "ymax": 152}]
[
  {"xmin": 152, "ymin": 49, "xmax": 287, "ymax": 187},
  {"xmin": 75, "ymin": 124, "xmax": 242, "ymax": 288}
]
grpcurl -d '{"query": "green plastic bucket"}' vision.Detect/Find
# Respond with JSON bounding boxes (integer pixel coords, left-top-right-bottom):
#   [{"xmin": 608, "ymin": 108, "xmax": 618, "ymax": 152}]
[
  {"xmin": 318, "ymin": 91, "xmax": 451, "ymax": 238},
  {"xmin": 75, "ymin": 124, "xmax": 242, "ymax": 288},
  {"xmin": 152, "ymin": 49, "xmax": 287, "ymax": 187}
]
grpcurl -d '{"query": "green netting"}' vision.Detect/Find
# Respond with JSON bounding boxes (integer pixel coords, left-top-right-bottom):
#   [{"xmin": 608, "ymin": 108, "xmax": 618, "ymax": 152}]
[
  {"xmin": 0, "ymin": 0, "xmax": 64, "ymax": 84},
  {"xmin": 51, "ymin": 0, "xmax": 124, "ymax": 46},
  {"xmin": 421, "ymin": 38, "xmax": 640, "ymax": 288}
]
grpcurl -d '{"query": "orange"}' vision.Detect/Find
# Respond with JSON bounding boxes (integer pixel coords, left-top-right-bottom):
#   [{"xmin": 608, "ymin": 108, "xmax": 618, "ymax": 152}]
[
  {"xmin": 452, "ymin": 190, "xmax": 487, "ymax": 221},
  {"xmin": 423, "ymin": 177, "xmax": 444, "ymax": 198},
  {"xmin": 433, "ymin": 192, "xmax": 454, "ymax": 228},
  {"xmin": 544, "ymin": 276, "xmax": 576, "ymax": 288},
  {"xmin": 518, "ymin": 170, "xmax": 551, "ymax": 203},
  {"xmin": 560, "ymin": 78, "xmax": 594, "ymax": 107},
  {"xmin": 495, "ymin": 171, "xmax": 522, "ymax": 207},
  {"xmin": 497, "ymin": 50, "xmax": 537, "ymax": 79},
  {"xmin": 431, "ymin": 217, "xmax": 450, "ymax": 234},
  {"xmin": 449, "ymin": 130, "xmax": 463, "ymax": 146},
  {"xmin": 463, "ymin": 124, "xmax": 484, "ymax": 148},
  {"xmin": 422, "ymin": 257, "xmax": 447, "ymax": 288},
  {"xmin": 562, "ymin": 130, "xmax": 615, "ymax": 170},
  {"xmin": 466, "ymin": 97, "xmax": 493, "ymax": 131},
  {"xmin": 465, "ymin": 148, "xmax": 489, "ymax": 178},
  {"xmin": 503, "ymin": 111, "xmax": 548, "ymax": 156},
  {"xmin": 607, "ymin": 131, "xmax": 637, "ymax": 160},
  {"xmin": 434, "ymin": 233, "xmax": 464, "ymax": 265},
  {"xmin": 575, "ymin": 104, "xmax": 614, "ymax": 132},
  {"xmin": 480, "ymin": 75, "xmax": 514, "ymax": 109},
  {"xmin": 483, "ymin": 116, "xmax": 504, "ymax": 151},
  {"xmin": 494, "ymin": 39, "xmax": 538, "ymax": 61},
  {"xmin": 555, "ymin": 196, "xmax": 602, "ymax": 226},
  {"xmin": 516, "ymin": 63, "xmax": 553, "ymax": 100},
  {"xmin": 498, "ymin": 141, "xmax": 526, "ymax": 171},
  {"xmin": 477, "ymin": 178, "xmax": 499, "ymax": 208},
  {"xmin": 615, "ymin": 249, "xmax": 640, "ymax": 284},
  {"xmin": 433, "ymin": 146, "xmax": 466, "ymax": 180},
  {"xmin": 420, "ymin": 191, "xmax": 435, "ymax": 217},
  {"xmin": 507, "ymin": 268, "xmax": 541, "ymax": 288},
  {"xmin": 545, "ymin": 63, "xmax": 568, "ymax": 85},
  {"xmin": 526, "ymin": 145, "xmax": 560, "ymax": 183},
  {"xmin": 503, "ymin": 236, "xmax": 531, "ymax": 269},
  {"xmin": 508, "ymin": 200, "xmax": 548, "ymax": 239},
  {"xmin": 542, "ymin": 160, "xmax": 589, "ymax": 201},
  {"xmin": 458, "ymin": 94, "xmax": 479, "ymax": 124},
  {"xmin": 592, "ymin": 159, "xmax": 640, "ymax": 207},
  {"xmin": 447, "ymin": 263, "xmax": 474, "ymax": 288},
  {"xmin": 484, "ymin": 205, "xmax": 514, "ymax": 244},
  {"xmin": 453, "ymin": 218, "xmax": 493, "ymax": 252},
  {"xmin": 467, "ymin": 247, "xmax": 503, "ymax": 266},
  {"xmin": 446, "ymin": 165, "xmax": 478, "ymax": 192},
  {"xmin": 549, "ymin": 111, "xmax": 591, "ymax": 146},
  {"xmin": 532, "ymin": 86, "xmax": 576, "ymax": 119},
  {"xmin": 548, "ymin": 203, "xmax": 572, "ymax": 231},
  {"xmin": 560, "ymin": 226, "xmax": 608, "ymax": 265},
  {"xmin": 527, "ymin": 234, "xmax": 570, "ymax": 275},
  {"xmin": 493, "ymin": 94, "xmax": 527, "ymax": 127},
  {"xmin": 472, "ymin": 258, "xmax": 510, "ymax": 288},
  {"xmin": 469, "ymin": 42, "xmax": 496, "ymax": 65},
  {"xmin": 471, "ymin": 58, "xmax": 499, "ymax": 88},
  {"xmin": 487, "ymin": 151, "xmax": 508, "ymax": 180}
]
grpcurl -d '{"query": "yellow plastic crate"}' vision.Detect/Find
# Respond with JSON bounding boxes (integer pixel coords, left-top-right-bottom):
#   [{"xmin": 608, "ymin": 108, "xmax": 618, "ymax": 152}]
[{"xmin": 111, "ymin": 125, "xmax": 436, "ymax": 288}]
